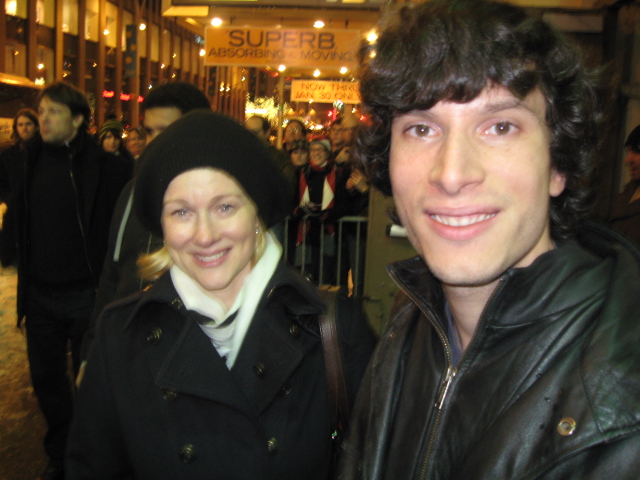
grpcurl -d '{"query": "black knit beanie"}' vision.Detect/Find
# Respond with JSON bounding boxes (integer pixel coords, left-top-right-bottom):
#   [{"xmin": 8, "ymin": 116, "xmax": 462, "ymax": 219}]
[{"xmin": 134, "ymin": 110, "xmax": 290, "ymax": 237}]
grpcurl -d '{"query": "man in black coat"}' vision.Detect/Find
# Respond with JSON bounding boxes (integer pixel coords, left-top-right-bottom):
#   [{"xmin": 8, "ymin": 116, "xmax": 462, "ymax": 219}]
[{"xmin": 13, "ymin": 82, "xmax": 131, "ymax": 480}]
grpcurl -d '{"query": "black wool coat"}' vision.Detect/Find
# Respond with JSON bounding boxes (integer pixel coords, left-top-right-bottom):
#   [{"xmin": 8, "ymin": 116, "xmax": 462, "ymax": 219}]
[
  {"xmin": 67, "ymin": 261, "xmax": 377, "ymax": 480},
  {"xmin": 12, "ymin": 131, "xmax": 132, "ymax": 323}
]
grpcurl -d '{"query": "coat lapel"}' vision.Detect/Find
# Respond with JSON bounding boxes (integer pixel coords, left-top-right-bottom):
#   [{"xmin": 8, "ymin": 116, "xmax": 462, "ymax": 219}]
[
  {"xmin": 231, "ymin": 304, "xmax": 305, "ymax": 415},
  {"xmin": 154, "ymin": 317, "xmax": 255, "ymax": 418}
]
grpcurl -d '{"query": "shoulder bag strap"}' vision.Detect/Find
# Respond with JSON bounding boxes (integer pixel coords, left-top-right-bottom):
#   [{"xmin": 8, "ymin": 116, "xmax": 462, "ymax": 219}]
[{"xmin": 318, "ymin": 286, "xmax": 350, "ymax": 439}]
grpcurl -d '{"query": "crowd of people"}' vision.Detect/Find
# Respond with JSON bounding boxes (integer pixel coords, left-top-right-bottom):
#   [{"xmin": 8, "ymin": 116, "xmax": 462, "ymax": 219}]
[
  {"xmin": 0, "ymin": 0, "xmax": 639, "ymax": 479},
  {"xmin": 244, "ymin": 112, "xmax": 370, "ymax": 293}
]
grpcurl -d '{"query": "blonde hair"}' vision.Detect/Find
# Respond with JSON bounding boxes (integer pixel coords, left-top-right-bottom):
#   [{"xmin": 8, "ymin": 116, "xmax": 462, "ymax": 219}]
[{"xmin": 137, "ymin": 219, "xmax": 268, "ymax": 282}]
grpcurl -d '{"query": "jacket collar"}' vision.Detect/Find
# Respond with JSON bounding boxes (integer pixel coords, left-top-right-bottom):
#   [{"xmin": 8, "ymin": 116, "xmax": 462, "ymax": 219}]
[
  {"xmin": 125, "ymin": 260, "xmax": 325, "ymax": 330},
  {"xmin": 387, "ymin": 222, "xmax": 639, "ymax": 330},
  {"xmin": 124, "ymin": 261, "xmax": 326, "ymax": 413}
]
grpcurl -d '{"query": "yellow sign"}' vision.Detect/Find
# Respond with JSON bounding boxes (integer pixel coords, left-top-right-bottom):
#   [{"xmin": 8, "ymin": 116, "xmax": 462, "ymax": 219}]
[
  {"xmin": 205, "ymin": 28, "xmax": 360, "ymax": 69},
  {"xmin": 290, "ymin": 80, "xmax": 361, "ymax": 104}
]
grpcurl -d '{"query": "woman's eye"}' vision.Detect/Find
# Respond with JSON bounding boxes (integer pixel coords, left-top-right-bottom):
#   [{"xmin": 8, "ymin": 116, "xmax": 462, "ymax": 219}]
[
  {"xmin": 172, "ymin": 208, "xmax": 188, "ymax": 217},
  {"xmin": 219, "ymin": 204, "xmax": 235, "ymax": 213}
]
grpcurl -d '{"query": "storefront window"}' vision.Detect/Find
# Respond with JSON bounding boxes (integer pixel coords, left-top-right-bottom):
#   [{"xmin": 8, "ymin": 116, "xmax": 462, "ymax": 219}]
[
  {"xmin": 4, "ymin": 42, "xmax": 27, "ymax": 76},
  {"xmin": 6, "ymin": 0, "xmax": 26, "ymax": 19},
  {"xmin": 37, "ymin": 0, "xmax": 54, "ymax": 27},
  {"xmin": 35, "ymin": 47, "xmax": 54, "ymax": 85},
  {"xmin": 62, "ymin": 0, "xmax": 78, "ymax": 34},
  {"xmin": 85, "ymin": 0, "xmax": 99, "ymax": 41},
  {"xmin": 104, "ymin": 1, "xmax": 117, "ymax": 48}
]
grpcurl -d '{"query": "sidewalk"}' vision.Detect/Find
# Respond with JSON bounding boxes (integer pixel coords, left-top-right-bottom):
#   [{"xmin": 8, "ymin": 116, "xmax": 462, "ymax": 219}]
[{"xmin": 0, "ymin": 265, "xmax": 47, "ymax": 480}]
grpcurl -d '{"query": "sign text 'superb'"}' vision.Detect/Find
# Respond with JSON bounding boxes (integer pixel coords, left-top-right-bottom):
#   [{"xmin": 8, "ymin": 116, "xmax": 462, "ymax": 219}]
[
  {"xmin": 290, "ymin": 80, "xmax": 361, "ymax": 104},
  {"xmin": 205, "ymin": 28, "xmax": 360, "ymax": 69}
]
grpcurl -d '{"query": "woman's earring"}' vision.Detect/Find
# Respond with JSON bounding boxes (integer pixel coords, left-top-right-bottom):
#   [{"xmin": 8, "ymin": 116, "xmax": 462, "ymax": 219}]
[{"xmin": 255, "ymin": 228, "xmax": 260, "ymax": 235}]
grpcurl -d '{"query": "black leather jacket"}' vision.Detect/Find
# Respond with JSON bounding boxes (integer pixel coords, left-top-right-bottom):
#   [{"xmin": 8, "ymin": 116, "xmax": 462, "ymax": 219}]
[{"xmin": 340, "ymin": 223, "xmax": 640, "ymax": 480}]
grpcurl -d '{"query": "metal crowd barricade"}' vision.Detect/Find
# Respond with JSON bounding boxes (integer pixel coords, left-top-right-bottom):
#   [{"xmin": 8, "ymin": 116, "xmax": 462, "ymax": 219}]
[{"xmin": 282, "ymin": 215, "xmax": 368, "ymax": 293}]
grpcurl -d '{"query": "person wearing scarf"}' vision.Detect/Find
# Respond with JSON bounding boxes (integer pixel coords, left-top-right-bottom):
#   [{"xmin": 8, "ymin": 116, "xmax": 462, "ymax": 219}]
[
  {"xmin": 291, "ymin": 138, "xmax": 348, "ymax": 285},
  {"xmin": 66, "ymin": 111, "xmax": 375, "ymax": 480}
]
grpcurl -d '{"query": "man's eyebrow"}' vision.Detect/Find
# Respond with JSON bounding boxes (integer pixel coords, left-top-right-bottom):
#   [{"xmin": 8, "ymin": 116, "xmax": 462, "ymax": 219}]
[
  {"xmin": 482, "ymin": 98, "xmax": 535, "ymax": 115},
  {"xmin": 397, "ymin": 97, "xmax": 539, "ymax": 120}
]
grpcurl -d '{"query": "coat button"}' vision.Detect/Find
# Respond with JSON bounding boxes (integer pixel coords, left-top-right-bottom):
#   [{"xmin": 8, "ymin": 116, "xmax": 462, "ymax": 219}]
[
  {"xmin": 557, "ymin": 417, "xmax": 576, "ymax": 436},
  {"xmin": 289, "ymin": 323, "xmax": 301, "ymax": 338},
  {"xmin": 280, "ymin": 381, "xmax": 293, "ymax": 396},
  {"xmin": 253, "ymin": 362, "xmax": 266, "ymax": 378},
  {"xmin": 161, "ymin": 387, "xmax": 178, "ymax": 401},
  {"xmin": 267, "ymin": 437, "xmax": 278, "ymax": 455},
  {"xmin": 146, "ymin": 327, "xmax": 162, "ymax": 345},
  {"xmin": 178, "ymin": 444, "xmax": 196, "ymax": 463}
]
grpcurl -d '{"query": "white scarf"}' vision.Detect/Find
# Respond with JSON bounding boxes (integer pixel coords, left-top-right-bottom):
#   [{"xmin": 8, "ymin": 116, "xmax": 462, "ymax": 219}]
[{"xmin": 170, "ymin": 231, "xmax": 282, "ymax": 369}]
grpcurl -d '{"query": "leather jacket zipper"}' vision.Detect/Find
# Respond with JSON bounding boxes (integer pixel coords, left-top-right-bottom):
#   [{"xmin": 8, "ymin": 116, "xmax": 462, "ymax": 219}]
[
  {"xmin": 393, "ymin": 271, "xmax": 507, "ymax": 480},
  {"xmin": 388, "ymin": 268, "xmax": 454, "ymax": 478},
  {"xmin": 414, "ymin": 365, "xmax": 457, "ymax": 478}
]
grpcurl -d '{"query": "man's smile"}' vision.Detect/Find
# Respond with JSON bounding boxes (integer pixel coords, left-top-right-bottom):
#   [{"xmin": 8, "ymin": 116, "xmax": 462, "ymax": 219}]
[{"xmin": 430, "ymin": 213, "xmax": 496, "ymax": 227}]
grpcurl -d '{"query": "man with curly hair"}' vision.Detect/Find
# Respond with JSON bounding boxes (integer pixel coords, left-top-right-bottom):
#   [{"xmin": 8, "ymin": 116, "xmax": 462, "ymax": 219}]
[{"xmin": 339, "ymin": 1, "xmax": 640, "ymax": 479}]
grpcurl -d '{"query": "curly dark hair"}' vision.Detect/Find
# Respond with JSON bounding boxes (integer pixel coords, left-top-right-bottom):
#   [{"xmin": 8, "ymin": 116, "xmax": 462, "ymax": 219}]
[{"xmin": 356, "ymin": 0, "xmax": 606, "ymax": 241}]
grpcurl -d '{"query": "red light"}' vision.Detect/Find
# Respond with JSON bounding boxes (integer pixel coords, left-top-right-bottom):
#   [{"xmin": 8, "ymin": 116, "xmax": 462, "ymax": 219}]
[
  {"xmin": 102, "ymin": 90, "xmax": 115, "ymax": 98},
  {"xmin": 120, "ymin": 93, "xmax": 131, "ymax": 101}
]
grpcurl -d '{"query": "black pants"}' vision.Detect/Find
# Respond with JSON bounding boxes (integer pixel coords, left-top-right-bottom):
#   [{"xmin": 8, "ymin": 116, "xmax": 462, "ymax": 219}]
[{"xmin": 25, "ymin": 284, "xmax": 95, "ymax": 462}]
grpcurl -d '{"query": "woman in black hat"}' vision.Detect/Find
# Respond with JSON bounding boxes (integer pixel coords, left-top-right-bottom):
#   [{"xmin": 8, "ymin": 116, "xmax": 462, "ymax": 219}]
[{"xmin": 66, "ymin": 110, "xmax": 376, "ymax": 480}]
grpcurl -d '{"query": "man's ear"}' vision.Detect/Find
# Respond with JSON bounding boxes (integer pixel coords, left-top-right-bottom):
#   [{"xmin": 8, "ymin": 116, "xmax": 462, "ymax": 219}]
[
  {"xmin": 72, "ymin": 114, "xmax": 84, "ymax": 131},
  {"xmin": 549, "ymin": 169, "xmax": 566, "ymax": 198}
]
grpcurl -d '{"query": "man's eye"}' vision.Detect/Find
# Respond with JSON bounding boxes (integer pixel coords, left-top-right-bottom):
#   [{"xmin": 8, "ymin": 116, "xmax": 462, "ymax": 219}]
[
  {"xmin": 408, "ymin": 125, "xmax": 433, "ymax": 137},
  {"xmin": 488, "ymin": 122, "xmax": 514, "ymax": 135}
]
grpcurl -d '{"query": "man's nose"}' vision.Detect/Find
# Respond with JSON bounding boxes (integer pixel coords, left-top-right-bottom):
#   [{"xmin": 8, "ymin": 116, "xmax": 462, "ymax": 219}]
[{"xmin": 428, "ymin": 133, "xmax": 485, "ymax": 195}]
